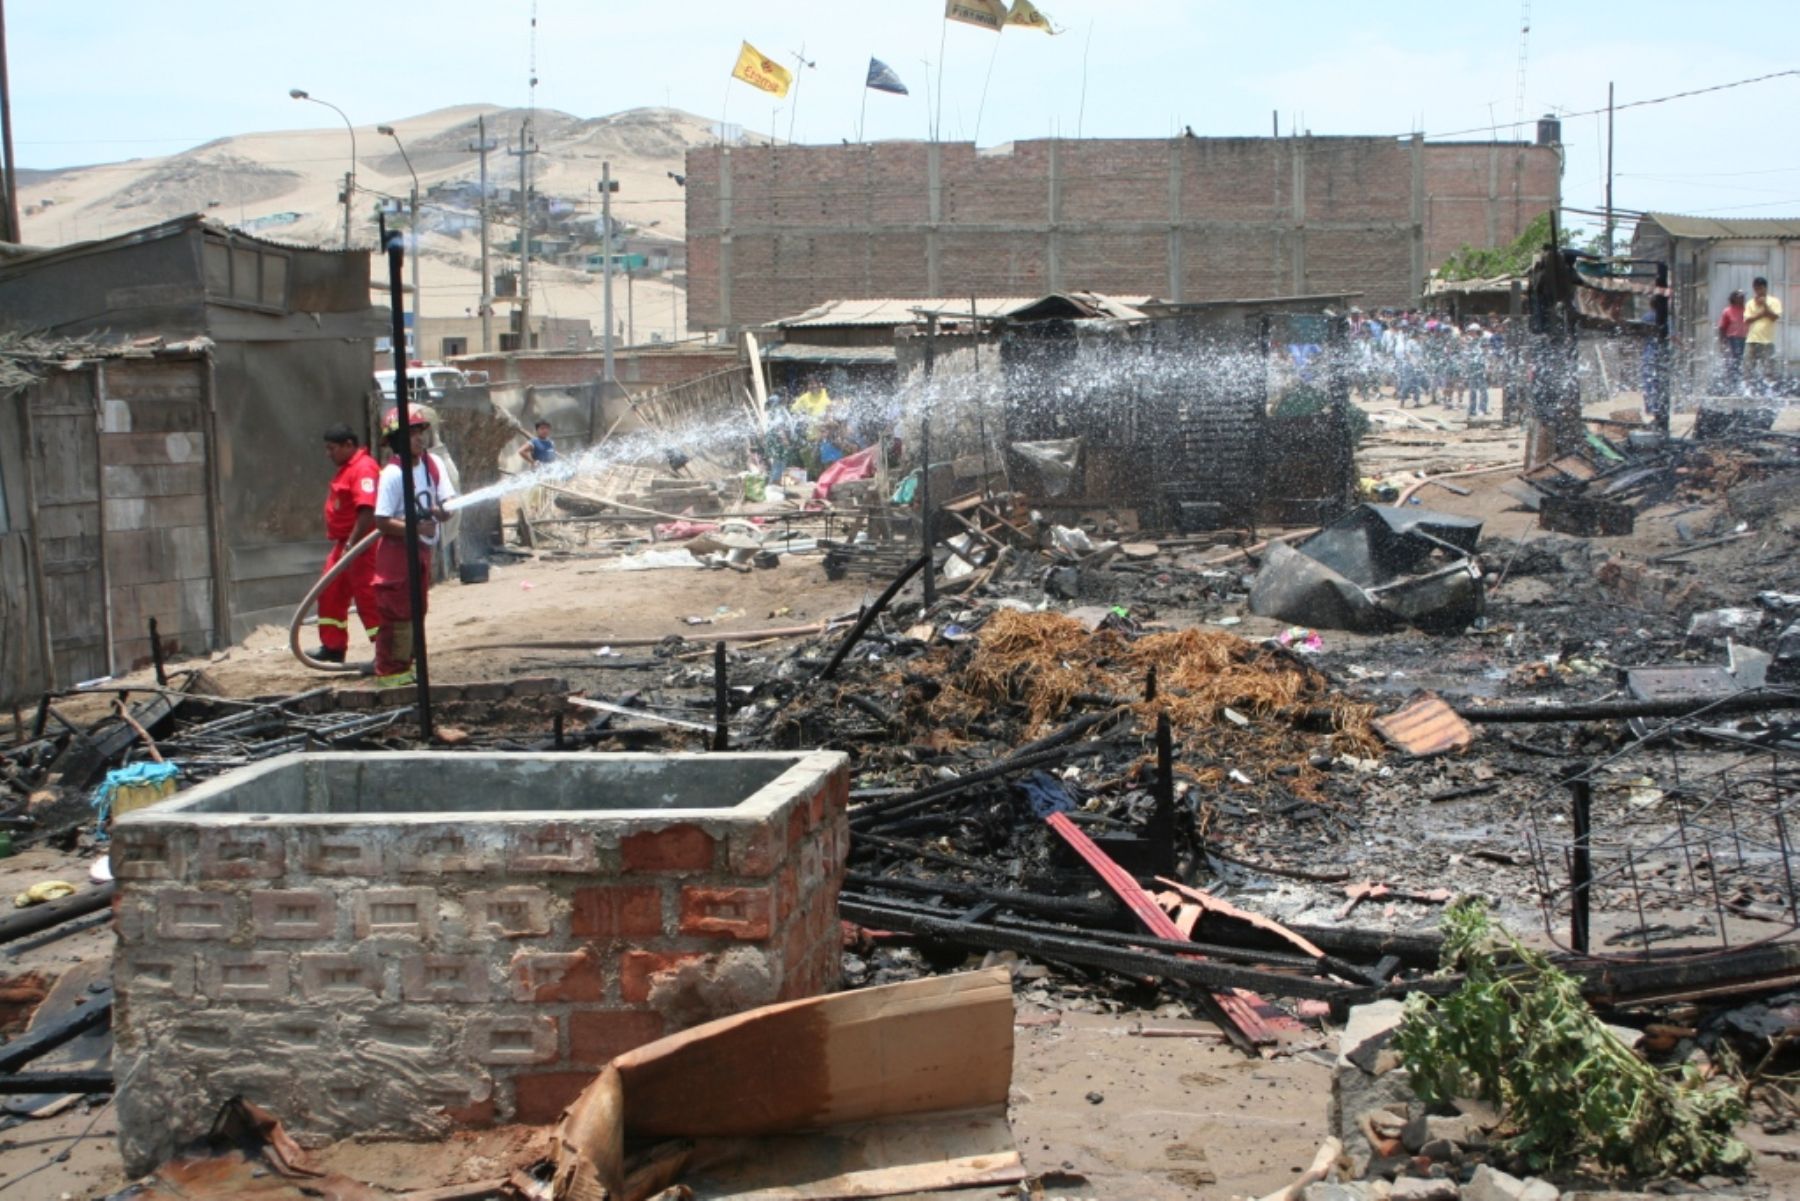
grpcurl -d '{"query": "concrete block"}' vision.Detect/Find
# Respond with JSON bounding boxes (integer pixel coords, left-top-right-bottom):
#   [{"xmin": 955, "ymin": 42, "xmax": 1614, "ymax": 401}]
[
  {"xmin": 200, "ymin": 951, "xmax": 290, "ymax": 1002},
  {"xmin": 155, "ymin": 890, "xmax": 240, "ymax": 940},
  {"xmin": 394, "ymin": 825, "xmax": 501, "ymax": 874},
  {"xmin": 109, "ymin": 835, "xmax": 187, "ymax": 882},
  {"xmin": 250, "ymin": 889, "xmax": 337, "ymax": 940},
  {"xmin": 465, "ymin": 1013, "xmax": 559, "ymax": 1065},
  {"xmin": 196, "ymin": 828, "xmax": 286, "ymax": 880},
  {"xmin": 116, "ymin": 950, "xmax": 197, "ymax": 999},
  {"xmin": 298, "ymin": 953, "xmax": 385, "ymax": 1002},
  {"xmin": 297, "ymin": 829, "xmax": 384, "ymax": 876},
  {"xmin": 465, "ymin": 886, "xmax": 553, "ymax": 939},
  {"xmin": 402, "ymin": 953, "xmax": 490, "ymax": 1003},
  {"xmin": 352, "ymin": 887, "xmax": 438, "ymax": 940},
  {"xmin": 506, "ymin": 822, "xmax": 600, "ymax": 873}
]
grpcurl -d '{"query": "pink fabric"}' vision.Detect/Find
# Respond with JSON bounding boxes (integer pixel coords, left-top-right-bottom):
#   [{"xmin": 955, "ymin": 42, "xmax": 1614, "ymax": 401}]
[
  {"xmin": 812, "ymin": 445, "xmax": 879, "ymax": 501},
  {"xmin": 653, "ymin": 519, "xmax": 721, "ymax": 541}
]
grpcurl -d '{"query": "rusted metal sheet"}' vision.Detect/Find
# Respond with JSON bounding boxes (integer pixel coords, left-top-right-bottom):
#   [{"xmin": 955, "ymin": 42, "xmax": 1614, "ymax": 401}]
[
  {"xmin": 1372, "ymin": 690, "xmax": 1476, "ymax": 757},
  {"xmin": 1046, "ymin": 812, "xmax": 1303, "ymax": 1047}
]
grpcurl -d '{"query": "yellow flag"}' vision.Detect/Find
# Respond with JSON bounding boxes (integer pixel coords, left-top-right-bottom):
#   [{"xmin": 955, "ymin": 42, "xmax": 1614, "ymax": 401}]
[
  {"xmin": 1005, "ymin": 0, "xmax": 1058, "ymax": 32},
  {"xmin": 945, "ymin": 0, "xmax": 1007, "ymax": 32},
  {"xmin": 731, "ymin": 41, "xmax": 793, "ymax": 96}
]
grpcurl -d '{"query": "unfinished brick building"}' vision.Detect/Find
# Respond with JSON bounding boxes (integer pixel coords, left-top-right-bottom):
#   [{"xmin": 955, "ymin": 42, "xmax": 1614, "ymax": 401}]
[{"xmin": 685, "ymin": 135, "xmax": 1562, "ymax": 330}]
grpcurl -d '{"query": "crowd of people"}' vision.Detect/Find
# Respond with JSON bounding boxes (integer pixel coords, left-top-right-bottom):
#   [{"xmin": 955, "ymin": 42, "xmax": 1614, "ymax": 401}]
[{"xmin": 1346, "ymin": 308, "xmax": 1517, "ymax": 418}]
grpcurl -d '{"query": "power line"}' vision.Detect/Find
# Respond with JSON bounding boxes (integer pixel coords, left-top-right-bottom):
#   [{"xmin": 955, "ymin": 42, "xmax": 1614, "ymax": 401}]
[{"xmin": 1426, "ymin": 68, "xmax": 1799, "ymax": 141}]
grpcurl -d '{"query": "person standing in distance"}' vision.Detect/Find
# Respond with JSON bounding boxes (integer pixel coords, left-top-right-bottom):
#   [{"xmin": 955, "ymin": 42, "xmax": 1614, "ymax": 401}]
[
  {"xmin": 1744, "ymin": 277, "xmax": 1783, "ymax": 394},
  {"xmin": 520, "ymin": 419, "xmax": 558, "ymax": 466},
  {"xmin": 314, "ymin": 424, "xmax": 382, "ymax": 663},
  {"xmin": 370, "ymin": 405, "xmax": 457, "ymax": 688}
]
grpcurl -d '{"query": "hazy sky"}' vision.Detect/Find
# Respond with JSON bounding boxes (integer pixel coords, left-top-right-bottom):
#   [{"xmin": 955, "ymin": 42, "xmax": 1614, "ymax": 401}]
[{"xmin": 10, "ymin": 1, "xmax": 1799, "ymax": 231}]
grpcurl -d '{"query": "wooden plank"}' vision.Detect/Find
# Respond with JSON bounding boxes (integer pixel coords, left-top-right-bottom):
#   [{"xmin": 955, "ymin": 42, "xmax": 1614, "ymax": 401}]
[
  {"xmin": 99, "ymin": 430, "xmax": 205, "ymax": 467},
  {"xmin": 100, "ymin": 462, "xmax": 206, "ymax": 499},
  {"xmin": 614, "ymin": 968, "xmax": 1012, "ymax": 1136},
  {"xmin": 102, "ymin": 398, "xmax": 203, "ymax": 434}
]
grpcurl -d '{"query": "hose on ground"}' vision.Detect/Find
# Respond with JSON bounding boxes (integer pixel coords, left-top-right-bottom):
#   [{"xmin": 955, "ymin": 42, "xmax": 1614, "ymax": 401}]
[{"xmin": 288, "ymin": 531, "xmax": 380, "ymax": 673}]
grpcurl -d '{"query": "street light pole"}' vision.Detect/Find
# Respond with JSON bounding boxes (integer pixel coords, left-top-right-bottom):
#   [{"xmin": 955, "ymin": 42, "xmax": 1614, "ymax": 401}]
[
  {"xmin": 290, "ymin": 90, "xmax": 357, "ymax": 248},
  {"xmin": 379, "ymin": 125, "xmax": 422, "ymax": 359},
  {"xmin": 599, "ymin": 161, "xmax": 618, "ymax": 393}
]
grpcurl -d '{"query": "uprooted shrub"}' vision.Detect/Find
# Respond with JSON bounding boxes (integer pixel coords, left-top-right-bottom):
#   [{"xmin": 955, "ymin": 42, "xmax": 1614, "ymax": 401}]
[{"xmin": 1394, "ymin": 899, "xmax": 1749, "ymax": 1179}]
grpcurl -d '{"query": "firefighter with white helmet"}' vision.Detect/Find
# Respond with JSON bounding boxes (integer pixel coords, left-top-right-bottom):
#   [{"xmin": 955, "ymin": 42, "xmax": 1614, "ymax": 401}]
[{"xmin": 370, "ymin": 404, "xmax": 457, "ymax": 687}]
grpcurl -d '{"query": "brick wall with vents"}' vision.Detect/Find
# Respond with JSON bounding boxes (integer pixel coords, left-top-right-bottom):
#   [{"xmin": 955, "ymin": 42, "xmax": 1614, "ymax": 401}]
[{"xmin": 109, "ymin": 750, "xmax": 849, "ymax": 1174}]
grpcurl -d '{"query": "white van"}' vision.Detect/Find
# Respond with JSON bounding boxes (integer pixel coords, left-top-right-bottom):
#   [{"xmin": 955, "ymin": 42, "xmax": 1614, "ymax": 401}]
[{"xmin": 375, "ymin": 364, "xmax": 471, "ymax": 402}]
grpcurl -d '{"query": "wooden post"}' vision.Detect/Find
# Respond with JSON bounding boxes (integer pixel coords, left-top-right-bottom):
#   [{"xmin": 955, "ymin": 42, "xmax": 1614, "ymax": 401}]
[{"xmin": 712, "ymin": 641, "xmax": 729, "ymax": 751}]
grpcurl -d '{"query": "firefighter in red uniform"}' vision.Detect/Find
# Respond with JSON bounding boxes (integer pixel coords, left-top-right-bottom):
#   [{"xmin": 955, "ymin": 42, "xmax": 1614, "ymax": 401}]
[
  {"xmin": 314, "ymin": 424, "xmax": 381, "ymax": 663},
  {"xmin": 371, "ymin": 405, "xmax": 456, "ymax": 687}
]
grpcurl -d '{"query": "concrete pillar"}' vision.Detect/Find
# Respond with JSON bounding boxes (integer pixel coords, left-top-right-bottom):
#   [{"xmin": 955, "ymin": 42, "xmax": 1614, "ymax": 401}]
[
  {"xmin": 718, "ymin": 148, "xmax": 734, "ymax": 331},
  {"xmin": 1290, "ymin": 136, "xmax": 1307, "ymax": 294},
  {"xmin": 1046, "ymin": 139, "xmax": 1063, "ymax": 292},
  {"xmin": 1167, "ymin": 137, "xmax": 1184, "ymax": 302},
  {"xmin": 926, "ymin": 143, "xmax": 942, "ymax": 297},
  {"xmin": 1486, "ymin": 145, "xmax": 1500, "ymax": 247},
  {"xmin": 1409, "ymin": 134, "xmax": 1426, "ymax": 303}
]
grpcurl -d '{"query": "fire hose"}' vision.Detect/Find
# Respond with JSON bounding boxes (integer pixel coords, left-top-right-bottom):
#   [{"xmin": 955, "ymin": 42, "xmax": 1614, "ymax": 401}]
[{"xmin": 288, "ymin": 531, "xmax": 380, "ymax": 673}]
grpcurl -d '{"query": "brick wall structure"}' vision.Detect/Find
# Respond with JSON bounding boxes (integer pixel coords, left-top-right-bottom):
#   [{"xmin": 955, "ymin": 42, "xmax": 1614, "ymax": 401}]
[
  {"xmin": 110, "ymin": 750, "xmax": 849, "ymax": 1174},
  {"xmin": 685, "ymin": 136, "xmax": 1561, "ymax": 330}
]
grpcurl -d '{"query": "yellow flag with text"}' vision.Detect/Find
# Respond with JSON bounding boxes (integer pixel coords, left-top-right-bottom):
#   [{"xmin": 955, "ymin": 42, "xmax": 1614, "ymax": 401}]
[
  {"xmin": 1005, "ymin": 0, "xmax": 1058, "ymax": 33},
  {"xmin": 731, "ymin": 42, "xmax": 793, "ymax": 96},
  {"xmin": 945, "ymin": 0, "xmax": 1007, "ymax": 32}
]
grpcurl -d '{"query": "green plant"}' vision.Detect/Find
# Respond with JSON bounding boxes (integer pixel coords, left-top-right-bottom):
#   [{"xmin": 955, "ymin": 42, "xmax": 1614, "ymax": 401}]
[
  {"xmin": 1436, "ymin": 211, "xmax": 1561, "ymax": 282},
  {"xmin": 1393, "ymin": 900, "xmax": 1749, "ymax": 1179}
]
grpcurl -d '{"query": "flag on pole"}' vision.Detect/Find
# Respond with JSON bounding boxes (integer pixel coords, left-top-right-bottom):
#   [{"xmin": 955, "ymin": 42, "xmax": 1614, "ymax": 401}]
[
  {"xmin": 731, "ymin": 41, "xmax": 793, "ymax": 96},
  {"xmin": 944, "ymin": 0, "xmax": 1008, "ymax": 32},
  {"xmin": 1005, "ymin": 0, "xmax": 1059, "ymax": 33},
  {"xmin": 865, "ymin": 58, "xmax": 909, "ymax": 96}
]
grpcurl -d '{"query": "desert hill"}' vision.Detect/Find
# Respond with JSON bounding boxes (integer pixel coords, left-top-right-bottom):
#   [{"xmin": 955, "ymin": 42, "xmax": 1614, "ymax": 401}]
[{"xmin": 15, "ymin": 105, "xmax": 723, "ymax": 345}]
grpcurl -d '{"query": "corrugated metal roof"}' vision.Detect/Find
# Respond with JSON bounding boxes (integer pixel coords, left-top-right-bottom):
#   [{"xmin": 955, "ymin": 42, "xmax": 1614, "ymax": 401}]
[
  {"xmin": 1643, "ymin": 212, "xmax": 1800, "ymax": 241},
  {"xmin": 1425, "ymin": 275, "xmax": 1522, "ymax": 296},
  {"xmin": 771, "ymin": 293, "xmax": 1150, "ymax": 328},
  {"xmin": 762, "ymin": 342, "xmax": 897, "ymax": 365}
]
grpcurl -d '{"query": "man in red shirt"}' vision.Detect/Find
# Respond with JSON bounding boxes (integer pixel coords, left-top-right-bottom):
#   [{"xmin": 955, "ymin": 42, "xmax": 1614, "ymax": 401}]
[
  {"xmin": 315, "ymin": 424, "xmax": 381, "ymax": 663},
  {"xmin": 1717, "ymin": 289, "xmax": 1748, "ymax": 393}
]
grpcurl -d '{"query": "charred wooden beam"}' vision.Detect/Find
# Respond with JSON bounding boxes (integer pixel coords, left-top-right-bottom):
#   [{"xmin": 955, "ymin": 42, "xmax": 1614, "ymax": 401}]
[{"xmin": 839, "ymin": 897, "xmax": 1348, "ymax": 1002}]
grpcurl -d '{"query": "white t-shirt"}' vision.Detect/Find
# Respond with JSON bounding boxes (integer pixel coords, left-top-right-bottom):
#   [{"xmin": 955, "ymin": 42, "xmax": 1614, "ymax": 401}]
[{"xmin": 375, "ymin": 453, "xmax": 458, "ymax": 547}]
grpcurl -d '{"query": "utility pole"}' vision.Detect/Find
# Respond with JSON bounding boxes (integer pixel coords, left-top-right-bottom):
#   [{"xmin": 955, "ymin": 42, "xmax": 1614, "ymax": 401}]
[
  {"xmin": 0, "ymin": 0, "xmax": 19, "ymax": 244},
  {"xmin": 1604, "ymin": 81, "xmax": 1615, "ymax": 258},
  {"xmin": 600, "ymin": 161, "xmax": 618, "ymax": 391},
  {"xmin": 470, "ymin": 115, "xmax": 494, "ymax": 352},
  {"xmin": 626, "ymin": 270, "xmax": 634, "ymax": 348},
  {"xmin": 510, "ymin": 119, "xmax": 538, "ymax": 349}
]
